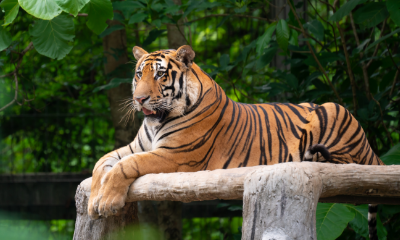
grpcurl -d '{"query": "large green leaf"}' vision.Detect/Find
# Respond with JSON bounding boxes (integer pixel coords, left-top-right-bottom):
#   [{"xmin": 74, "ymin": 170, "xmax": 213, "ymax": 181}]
[
  {"xmin": 0, "ymin": 27, "xmax": 12, "ymax": 51},
  {"xmin": 316, "ymin": 203, "xmax": 355, "ymax": 240},
  {"xmin": 353, "ymin": 2, "xmax": 389, "ymax": 29},
  {"xmin": 276, "ymin": 19, "xmax": 289, "ymax": 52},
  {"xmin": 256, "ymin": 23, "xmax": 276, "ymax": 56},
  {"xmin": 329, "ymin": 0, "xmax": 368, "ymax": 22},
  {"xmin": 345, "ymin": 204, "xmax": 369, "ymax": 238},
  {"xmin": 19, "ymin": 0, "xmax": 62, "ymax": 20},
  {"xmin": 387, "ymin": 0, "xmax": 400, "ymax": 27},
  {"xmin": 29, "ymin": 14, "xmax": 75, "ymax": 60},
  {"xmin": 304, "ymin": 19, "xmax": 324, "ymax": 41},
  {"xmin": 380, "ymin": 143, "xmax": 400, "ymax": 165},
  {"xmin": 54, "ymin": 0, "xmax": 89, "ymax": 17},
  {"xmin": 86, "ymin": 0, "xmax": 113, "ymax": 35},
  {"xmin": 93, "ymin": 78, "xmax": 132, "ymax": 92},
  {"xmin": 0, "ymin": 0, "xmax": 19, "ymax": 26}
]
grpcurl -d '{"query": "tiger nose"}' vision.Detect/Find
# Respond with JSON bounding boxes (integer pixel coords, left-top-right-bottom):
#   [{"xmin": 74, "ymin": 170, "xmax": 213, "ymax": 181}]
[{"xmin": 135, "ymin": 96, "xmax": 149, "ymax": 104}]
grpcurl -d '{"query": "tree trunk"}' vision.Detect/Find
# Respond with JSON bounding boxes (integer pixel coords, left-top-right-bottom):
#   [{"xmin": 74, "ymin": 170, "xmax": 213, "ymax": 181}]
[{"xmin": 102, "ymin": 19, "xmax": 141, "ymax": 150}]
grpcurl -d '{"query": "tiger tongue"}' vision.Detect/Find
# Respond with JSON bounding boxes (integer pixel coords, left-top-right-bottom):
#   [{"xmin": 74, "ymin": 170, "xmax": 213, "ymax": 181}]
[{"xmin": 142, "ymin": 107, "xmax": 155, "ymax": 115}]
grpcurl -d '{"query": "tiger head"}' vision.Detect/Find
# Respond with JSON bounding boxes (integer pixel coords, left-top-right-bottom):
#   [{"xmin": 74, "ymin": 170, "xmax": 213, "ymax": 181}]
[{"xmin": 131, "ymin": 45, "xmax": 200, "ymax": 123}]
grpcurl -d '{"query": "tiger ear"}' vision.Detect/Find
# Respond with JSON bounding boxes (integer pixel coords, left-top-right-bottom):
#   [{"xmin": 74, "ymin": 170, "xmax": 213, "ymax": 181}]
[
  {"xmin": 132, "ymin": 46, "xmax": 148, "ymax": 60},
  {"xmin": 175, "ymin": 45, "xmax": 195, "ymax": 68}
]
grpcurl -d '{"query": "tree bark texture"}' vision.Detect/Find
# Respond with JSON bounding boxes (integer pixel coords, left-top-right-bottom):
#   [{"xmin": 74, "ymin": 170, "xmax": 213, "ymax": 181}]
[
  {"xmin": 103, "ymin": 18, "xmax": 141, "ymax": 150},
  {"xmin": 74, "ymin": 163, "xmax": 400, "ymax": 240}
]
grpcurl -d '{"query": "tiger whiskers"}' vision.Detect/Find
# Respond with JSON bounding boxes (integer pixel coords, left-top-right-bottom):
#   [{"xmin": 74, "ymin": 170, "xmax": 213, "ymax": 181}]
[{"xmin": 118, "ymin": 98, "xmax": 136, "ymax": 126}]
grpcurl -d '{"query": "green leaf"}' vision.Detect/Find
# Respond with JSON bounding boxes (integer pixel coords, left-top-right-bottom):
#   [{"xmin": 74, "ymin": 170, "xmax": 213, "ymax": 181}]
[
  {"xmin": 276, "ymin": 19, "xmax": 289, "ymax": 52},
  {"xmin": 380, "ymin": 143, "xmax": 400, "ymax": 165},
  {"xmin": 93, "ymin": 78, "xmax": 132, "ymax": 92},
  {"xmin": 376, "ymin": 213, "xmax": 388, "ymax": 240},
  {"xmin": 353, "ymin": 2, "xmax": 389, "ymax": 29},
  {"xmin": 233, "ymin": 40, "xmax": 256, "ymax": 65},
  {"xmin": 289, "ymin": 28, "xmax": 298, "ymax": 46},
  {"xmin": 365, "ymin": 28, "xmax": 400, "ymax": 51},
  {"xmin": 219, "ymin": 54, "xmax": 229, "ymax": 69},
  {"xmin": 182, "ymin": 0, "xmax": 204, "ymax": 19},
  {"xmin": 387, "ymin": 0, "xmax": 400, "ymax": 27},
  {"xmin": 304, "ymin": 19, "xmax": 324, "ymax": 41},
  {"xmin": 284, "ymin": 74, "xmax": 298, "ymax": 88},
  {"xmin": 234, "ymin": 5, "xmax": 246, "ymax": 13},
  {"xmin": 86, "ymin": 0, "xmax": 113, "ymax": 35},
  {"xmin": 345, "ymin": 204, "xmax": 369, "ymax": 238},
  {"xmin": 0, "ymin": 0, "xmax": 19, "ymax": 26},
  {"xmin": 329, "ymin": 0, "xmax": 368, "ymax": 22},
  {"xmin": 353, "ymin": 38, "xmax": 370, "ymax": 55},
  {"xmin": 113, "ymin": 1, "xmax": 145, "ymax": 19},
  {"xmin": 53, "ymin": 0, "xmax": 89, "ymax": 17},
  {"xmin": 0, "ymin": 27, "xmax": 12, "ymax": 51},
  {"xmin": 128, "ymin": 13, "xmax": 147, "ymax": 24},
  {"xmin": 256, "ymin": 23, "xmax": 276, "ymax": 56},
  {"xmin": 99, "ymin": 24, "xmax": 124, "ymax": 38},
  {"xmin": 256, "ymin": 47, "xmax": 278, "ymax": 70},
  {"xmin": 29, "ymin": 14, "xmax": 75, "ymax": 60},
  {"xmin": 316, "ymin": 203, "xmax": 355, "ymax": 240},
  {"xmin": 143, "ymin": 29, "xmax": 166, "ymax": 47},
  {"xmin": 18, "ymin": 0, "xmax": 62, "ymax": 20}
]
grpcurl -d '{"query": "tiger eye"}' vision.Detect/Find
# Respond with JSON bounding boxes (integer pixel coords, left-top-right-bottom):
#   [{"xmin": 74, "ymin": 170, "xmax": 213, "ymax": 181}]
[{"xmin": 157, "ymin": 71, "xmax": 164, "ymax": 76}]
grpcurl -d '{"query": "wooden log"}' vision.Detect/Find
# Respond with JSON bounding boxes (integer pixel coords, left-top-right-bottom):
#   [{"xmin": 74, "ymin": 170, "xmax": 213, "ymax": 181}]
[{"xmin": 74, "ymin": 163, "xmax": 400, "ymax": 239}]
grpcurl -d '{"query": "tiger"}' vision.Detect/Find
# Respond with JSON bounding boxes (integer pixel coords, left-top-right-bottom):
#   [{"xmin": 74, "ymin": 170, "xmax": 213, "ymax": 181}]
[{"xmin": 88, "ymin": 45, "xmax": 384, "ymax": 239}]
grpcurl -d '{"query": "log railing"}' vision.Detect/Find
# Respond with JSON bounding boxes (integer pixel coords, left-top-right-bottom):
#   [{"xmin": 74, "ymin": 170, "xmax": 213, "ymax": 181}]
[{"xmin": 73, "ymin": 162, "xmax": 400, "ymax": 240}]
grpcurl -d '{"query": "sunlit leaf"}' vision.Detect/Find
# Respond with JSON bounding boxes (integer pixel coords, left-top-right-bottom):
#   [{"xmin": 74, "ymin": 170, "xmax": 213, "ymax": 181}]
[
  {"xmin": 18, "ymin": 0, "xmax": 62, "ymax": 20},
  {"xmin": 0, "ymin": 0, "xmax": 19, "ymax": 26},
  {"xmin": 353, "ymin": 2, "xmax": 389, "ymax": 29},
  {"xmin": 276, "ymin": 19, "xmax": 289, "ymax": 52},
  {"xmin": 93, "ymin": 78, "xmax": 132, "ymax": 92},
  {"xmin": 29, "ymin": 14, "xmax": 75, "ymax": 60},
  {"xmin": 387, "ymin": 0, "xmax": 400, "ymax": 27},
  {"xmin": 0, "ymin": 27, "xmax": 12, "ymax": 51},
  {"xmin": 53, "ymin": 0, "xmax": 89, "ymax": 17},
  {"xmin": 86, "ymin": 0, "xmax": 113, "ymax": 35},
  {"xmin": 256, "ymin": 23, "xmax": 276, "ymax": 56},
  {"xmin": 316, "ymin": 203, "xmax": 355, "ymax": 240},
  {"xmin": 329, "ymin": 0, "xmax": 368, "ymax": 22},
  {"xmin": 380, "ymin": 143, "xmax": 400, "ymax": 165}
]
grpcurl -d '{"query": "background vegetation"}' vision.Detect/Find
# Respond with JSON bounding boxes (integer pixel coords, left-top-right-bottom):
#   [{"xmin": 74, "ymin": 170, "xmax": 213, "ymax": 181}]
[{"xmin": 0, "ymin": 0, "xmax": 399, "ymax": 239}]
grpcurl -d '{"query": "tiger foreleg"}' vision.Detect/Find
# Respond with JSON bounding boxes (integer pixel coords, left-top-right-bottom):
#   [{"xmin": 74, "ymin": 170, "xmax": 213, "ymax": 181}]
[{"xmin": 88, "ymin": 150, "xmax": 178, "ymax": 219}]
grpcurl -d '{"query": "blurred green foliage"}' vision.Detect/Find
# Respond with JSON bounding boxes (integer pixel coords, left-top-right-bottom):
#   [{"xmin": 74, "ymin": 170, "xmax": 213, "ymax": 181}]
[{"xmin": 0, "ymin": 0, "xmax": 399, "ymax": 239}]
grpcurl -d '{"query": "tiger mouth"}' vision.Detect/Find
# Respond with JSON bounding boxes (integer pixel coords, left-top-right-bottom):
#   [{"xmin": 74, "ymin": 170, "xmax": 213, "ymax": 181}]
[
  {"xmin": 142, "ymin": 107, "xmax": 156, "ymax": 116},
  {"xmin": 142, "ymin": 107, "xmax": 169, "ymax": 121}
]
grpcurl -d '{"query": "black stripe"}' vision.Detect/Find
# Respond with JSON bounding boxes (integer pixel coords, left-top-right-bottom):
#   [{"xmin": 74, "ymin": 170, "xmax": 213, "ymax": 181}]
[{"xmin": 129, "ymin": 144, "xmax": 134, "ymax": 154}]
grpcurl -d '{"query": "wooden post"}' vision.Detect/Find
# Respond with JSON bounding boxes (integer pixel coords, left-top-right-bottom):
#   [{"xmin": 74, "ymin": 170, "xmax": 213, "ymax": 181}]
[
  {"xmin": 242, "ymin": 163, "xmax": 322, "ymax": 240},
  {"xmin": 73, "ymin": 163, "xmax": 400, "ymax": 240}
]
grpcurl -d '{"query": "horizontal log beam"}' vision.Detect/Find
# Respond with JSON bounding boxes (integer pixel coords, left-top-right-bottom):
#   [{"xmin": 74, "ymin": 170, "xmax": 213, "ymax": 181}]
[{"xmin": 78, "ymin": 162, "xmax": 400, "ymax": 204}]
